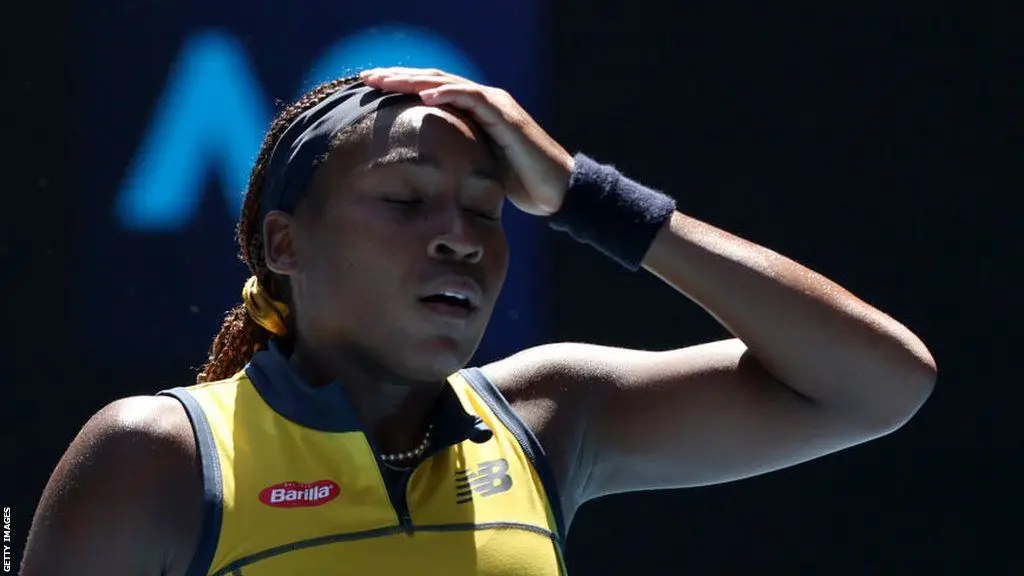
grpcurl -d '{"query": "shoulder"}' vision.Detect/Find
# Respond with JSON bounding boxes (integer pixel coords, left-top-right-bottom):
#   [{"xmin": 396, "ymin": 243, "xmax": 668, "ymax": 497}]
[
  {"xmin": 22, "ymin": 395, "xmax": 203, "ymax": 576},
  {"xmin": 479, "ymin": 342, "xmax": 619, "ymax": 443},
  {"xmin": 479, "ymin": 343, "xmax": 621, "ymax": 517},
  {"xmin": 74, "ymin": 395, "xmax": 198, "ymax": 473},
  {"xmin": 94, "ymin": 394, "xmax": 195, "ymax": 438},
  {"xmin": 481, "ymin": 342, "xmax": 625, "ymax": 400},
  {"xmin": 106, "ymin": 394, "xmax": 196, "ymax": 456}
]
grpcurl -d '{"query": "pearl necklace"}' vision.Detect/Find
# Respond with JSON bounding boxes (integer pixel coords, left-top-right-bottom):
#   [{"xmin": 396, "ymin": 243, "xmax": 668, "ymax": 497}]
[{"xmin": 379, "ymin": 423, "xmax": 433, "ymax": 466}]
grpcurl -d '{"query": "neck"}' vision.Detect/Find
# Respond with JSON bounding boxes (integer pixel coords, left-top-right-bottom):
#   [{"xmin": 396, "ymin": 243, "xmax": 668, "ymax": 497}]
[{"xmin": 288, "ymin": 339, "xmax": 444, "ymax": 456}]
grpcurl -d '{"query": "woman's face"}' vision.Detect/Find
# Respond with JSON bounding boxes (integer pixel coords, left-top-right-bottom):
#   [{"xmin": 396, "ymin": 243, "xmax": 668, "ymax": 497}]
[{"xmin": 264, "ymin": 103, "xmax": 510, "ymax": 381}]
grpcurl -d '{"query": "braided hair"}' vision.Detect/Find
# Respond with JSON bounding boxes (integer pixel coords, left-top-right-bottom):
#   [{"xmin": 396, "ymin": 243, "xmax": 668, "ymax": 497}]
[{"xmin": 196, "ymin": 75, "xmax": 364, "ymax": 383}]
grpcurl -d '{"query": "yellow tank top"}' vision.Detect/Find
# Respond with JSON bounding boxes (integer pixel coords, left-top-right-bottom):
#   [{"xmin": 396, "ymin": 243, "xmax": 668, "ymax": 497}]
[{"xmin": 159, "ymin": 341, "xmax": 567, "ymax": 575}]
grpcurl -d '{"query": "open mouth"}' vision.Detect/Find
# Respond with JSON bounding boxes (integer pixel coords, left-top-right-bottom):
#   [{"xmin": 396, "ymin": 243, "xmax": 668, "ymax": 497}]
[{"xmin": 419, "ymin": 291, "xmax": 477, "ymax": 317}]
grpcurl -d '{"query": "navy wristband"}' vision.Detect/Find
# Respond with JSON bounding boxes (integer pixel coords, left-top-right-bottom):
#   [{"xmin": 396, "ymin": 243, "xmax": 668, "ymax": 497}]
[{"xmin": 548, "ymin": 153, "xmax": 676, "ymax": 271}]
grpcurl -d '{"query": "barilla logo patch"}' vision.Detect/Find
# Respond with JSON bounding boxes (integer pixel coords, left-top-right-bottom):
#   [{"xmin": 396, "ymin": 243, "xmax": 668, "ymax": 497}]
[{"xmin": 259, "ymin": 480, "xmax": 340, "ymax": 508}]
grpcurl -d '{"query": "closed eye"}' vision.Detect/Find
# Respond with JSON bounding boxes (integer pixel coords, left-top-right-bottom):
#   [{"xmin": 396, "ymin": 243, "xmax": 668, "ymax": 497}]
[
  {"xmin": 467, "ymin": 209, "xmax": 500, "ymax": 222},
  {"xmin": 381, "ymin": 198, "xmax": 498, "ymax": 221},
  {"xmin": 382, "ymin": 198, "xmax": 424, "ymax": 206}
]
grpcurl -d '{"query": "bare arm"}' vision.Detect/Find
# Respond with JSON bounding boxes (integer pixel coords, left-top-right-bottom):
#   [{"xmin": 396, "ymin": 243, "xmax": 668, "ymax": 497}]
[
  {"xmin": 352, "ymin": 68, "xmax": 936, "ymax": 515},
  {"xmin": 642, "ymin": 211, "xmax": 936, "ymax": 427},
  {"xmin": 21, "ymin": 396, "xmax": 203, "ymax": 576},
  {"xmin": 489, "ymin": 212, "xmax": 935, "ymax": 514}
]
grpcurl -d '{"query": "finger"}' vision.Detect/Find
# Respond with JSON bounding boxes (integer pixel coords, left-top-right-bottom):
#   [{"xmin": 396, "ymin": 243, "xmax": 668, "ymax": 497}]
[
  {"xmin": 361, "ymin": 67, "xmax": 473, "ymax": 84},
  {"xmin": 362, "ymin": 66, "xmax": 445, "ymax": 77},
  {"xmin": 419, "ymin": 85, "xmax": 515, "ymax": 137},
  {"xmin": 361, "ymin": 74, "xmax": 460, "ymax": 94}
]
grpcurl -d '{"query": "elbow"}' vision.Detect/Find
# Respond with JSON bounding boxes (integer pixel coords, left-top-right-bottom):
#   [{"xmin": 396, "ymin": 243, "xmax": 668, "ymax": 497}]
[
  {"xmin": 897, "ymin": 335, "xmax": 938, "ymax": 423},
  {"xmin": 866, "ymin": 354, "xmax": 938, "ymax": 435},
  {"xmin": 886, "ymin": 369, "xmax": 936, "ymax": 434},
  {"xmin": 863, "ymin": 324, "xmax": 938, "ymax": 433}
]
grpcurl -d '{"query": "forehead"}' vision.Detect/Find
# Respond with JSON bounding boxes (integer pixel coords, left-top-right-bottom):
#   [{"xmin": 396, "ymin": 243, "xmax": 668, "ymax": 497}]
[
  {"xmin": 324, "ymin": 104, "xmax": 496, "ymax": 175},
  {"xmin": 305, "ymin": 103, "xmax": 503, "ymax": 206},
  {"xmin": 367, "ymin": 104, "xmax": 494, "ymax": 163},
  {"xmin": 383, "ymin": 105, "xmax": 477, "ymax": 140}
]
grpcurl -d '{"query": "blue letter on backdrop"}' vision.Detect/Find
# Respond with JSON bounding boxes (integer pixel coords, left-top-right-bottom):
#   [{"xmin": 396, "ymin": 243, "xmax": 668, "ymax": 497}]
[
  {"xmin": 115, "ymin": 31, "xmax": 269, "ymax": 230},
  {"xmin": 116, "ymin": 26, "xmax": 487, "ymax": 232}
]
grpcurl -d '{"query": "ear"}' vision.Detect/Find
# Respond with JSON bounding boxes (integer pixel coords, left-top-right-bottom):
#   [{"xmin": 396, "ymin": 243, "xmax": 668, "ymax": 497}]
[{"xmin": 262, "ymin": 210, "xmax": 300, "ymax": 276}]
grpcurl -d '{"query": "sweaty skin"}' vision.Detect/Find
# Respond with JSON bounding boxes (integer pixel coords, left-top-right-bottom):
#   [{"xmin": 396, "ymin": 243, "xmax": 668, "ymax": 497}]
[{"xmin": 22, "ymin": 70, "xmax": 935, "ymax": 576}]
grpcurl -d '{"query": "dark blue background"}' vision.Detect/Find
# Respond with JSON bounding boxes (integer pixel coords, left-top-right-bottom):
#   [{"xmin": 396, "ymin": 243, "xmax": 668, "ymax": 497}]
[
  {"xmin": 76, "ymin": 1, "xmax": 548, "ymax": 371},
  {"xmin": 9, "ymin": 0, "xmax": 1010, "ymax": 572}
]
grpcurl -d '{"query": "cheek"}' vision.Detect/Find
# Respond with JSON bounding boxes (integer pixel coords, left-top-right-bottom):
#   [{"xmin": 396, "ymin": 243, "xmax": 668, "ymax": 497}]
[
  {"xmin": 299, "ymin": 222, "xmax": 410, "ymax": 305},
  {"xmin": 485, "ymin": 230, "xmax": 511, "ymax": 277}
]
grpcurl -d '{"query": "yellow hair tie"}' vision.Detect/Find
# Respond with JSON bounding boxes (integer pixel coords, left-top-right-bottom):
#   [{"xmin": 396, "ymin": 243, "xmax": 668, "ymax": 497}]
[{"xmin": 242, "ymin": 276, "xmax": 290, "ymax": 336}]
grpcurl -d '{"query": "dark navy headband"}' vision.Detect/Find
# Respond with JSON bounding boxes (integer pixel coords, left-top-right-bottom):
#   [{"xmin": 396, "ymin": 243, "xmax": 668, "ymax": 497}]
[{"xmin": 259, "ymin": 80, "xmax": 421, "ymax": 222}]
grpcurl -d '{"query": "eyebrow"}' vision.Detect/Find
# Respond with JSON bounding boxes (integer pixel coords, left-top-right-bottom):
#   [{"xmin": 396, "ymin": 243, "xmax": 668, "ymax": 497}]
[{"xmin": 365, "ymin": 150, "xmax": 505, "ymax": 187}]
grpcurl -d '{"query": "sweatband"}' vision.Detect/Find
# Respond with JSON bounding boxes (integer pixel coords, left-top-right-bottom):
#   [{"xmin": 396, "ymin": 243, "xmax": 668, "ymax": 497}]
[
  {"xmin": 260, "ymin": 81, "xmax": 421, "ymax": 222},
  {"xmin": 549, "ymin": 153, "xmax": 677, "ymax": 271}
]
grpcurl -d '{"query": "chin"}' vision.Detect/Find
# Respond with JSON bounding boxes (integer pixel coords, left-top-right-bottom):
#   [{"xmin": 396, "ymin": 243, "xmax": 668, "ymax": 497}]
[{"xmin": 400, "ymin": 337, "xmax": 478, "ymax": 381}]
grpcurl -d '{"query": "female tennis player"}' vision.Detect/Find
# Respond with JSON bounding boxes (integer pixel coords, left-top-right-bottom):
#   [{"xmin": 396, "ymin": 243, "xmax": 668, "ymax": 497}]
[{"xmin": 22, "ymin": 68, "xmax": 936, "ymax": 576}]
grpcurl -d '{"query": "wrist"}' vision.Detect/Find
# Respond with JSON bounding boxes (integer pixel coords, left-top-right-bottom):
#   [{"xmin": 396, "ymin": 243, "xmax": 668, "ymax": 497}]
[
  {"xmin": 550, "ymin": 149, "xmax": 575, "ymax": 214},
  {"xmin": 535, "ymin": 148, "xmax": 575, "ymax": 216},
  {"xmin": 548, "ymin": 153, "xmax": 676, "ymax": 271}
]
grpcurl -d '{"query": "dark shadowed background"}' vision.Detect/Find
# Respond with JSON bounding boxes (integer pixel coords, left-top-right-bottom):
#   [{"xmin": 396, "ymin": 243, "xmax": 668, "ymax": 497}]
[{"xmin": 6, "ymin": 0, "xmax": 1015, "ymax": 573}]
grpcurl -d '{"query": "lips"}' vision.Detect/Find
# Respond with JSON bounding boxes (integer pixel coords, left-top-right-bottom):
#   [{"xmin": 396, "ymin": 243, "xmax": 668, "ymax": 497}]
[{"xmin": 418, "ymin": 274, "xmax": 483, "ymax": 318}]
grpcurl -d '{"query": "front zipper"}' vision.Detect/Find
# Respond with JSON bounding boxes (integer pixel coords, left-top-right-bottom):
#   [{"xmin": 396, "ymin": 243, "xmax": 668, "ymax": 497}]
[
  {"xmin": 393, "ymin": 468, "xmax": 414, "ymax": 534},
  {"xmin": 374, "ymin": 461, "xmax": 415, "ymax": 534},
  {"xmin": 366, "ymin": 430, "xmax": 420, "ymax": 534},
  {"xmin": 381, "ymin": 434, "xmax": 451, "ymax": 534}
]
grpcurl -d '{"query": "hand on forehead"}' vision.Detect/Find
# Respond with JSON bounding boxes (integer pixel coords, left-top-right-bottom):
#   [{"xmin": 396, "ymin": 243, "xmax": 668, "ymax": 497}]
[
  {"xmin": 364, "ymin": 103, "xmax": 505, "ymax": 178},
  {"xmin": 373, "ymin": 103, "xmax": 490, "ymax": 150}
]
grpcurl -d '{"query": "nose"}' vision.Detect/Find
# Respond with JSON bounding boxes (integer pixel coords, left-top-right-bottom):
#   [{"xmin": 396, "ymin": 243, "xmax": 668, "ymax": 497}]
[{"xmin": 427, "ymin": 208, "xmax": 483, "ymax": 264}]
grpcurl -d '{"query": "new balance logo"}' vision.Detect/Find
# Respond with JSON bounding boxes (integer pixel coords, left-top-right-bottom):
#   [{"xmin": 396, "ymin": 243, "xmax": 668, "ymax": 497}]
[{"xmin": 455, "ymin": 459, "xmax": 513, "ymax": 504}]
